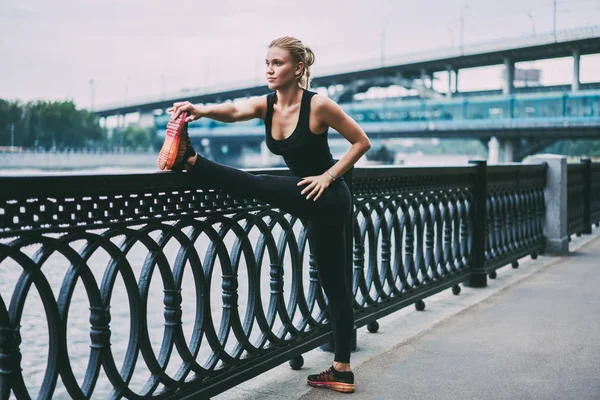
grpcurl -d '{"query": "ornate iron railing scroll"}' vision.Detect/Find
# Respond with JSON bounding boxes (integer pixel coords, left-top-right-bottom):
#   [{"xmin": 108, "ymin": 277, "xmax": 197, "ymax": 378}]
[
  {"xmin": 485, "ymin": 164, "xmax": 546, "ymax": 271},
  {"xmin": 349, "ymin": 166, "xmax": 475, "ymax": 325}
]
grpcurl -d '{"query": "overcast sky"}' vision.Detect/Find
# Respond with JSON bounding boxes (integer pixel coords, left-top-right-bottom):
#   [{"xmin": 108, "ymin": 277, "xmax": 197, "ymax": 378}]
[{"xmin": 2, "ymin": 0, "xmax": 600, "ymax": 109}]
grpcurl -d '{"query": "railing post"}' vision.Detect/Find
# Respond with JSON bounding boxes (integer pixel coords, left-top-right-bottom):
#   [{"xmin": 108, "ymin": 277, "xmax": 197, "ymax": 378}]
[
  {"xmin": 465, "ymin": 160, "xmax": 487, "ymax": 288},
  {"xmin": 581, "ymin": 157, "xmax": 592, "ymax": 234},
  {"xmin": 526, "ymin": 154, "xmax": 569, "ymax": 255}
]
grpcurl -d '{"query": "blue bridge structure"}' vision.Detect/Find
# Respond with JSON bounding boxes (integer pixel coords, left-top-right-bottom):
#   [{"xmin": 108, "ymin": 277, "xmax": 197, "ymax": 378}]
[
  {"xmin": 153, "ymin": 89, "xmax": 600, "ymax": 162},
  {"xmin": 94, "ymin": 26, "xmax": 600, "ymax": 162}
]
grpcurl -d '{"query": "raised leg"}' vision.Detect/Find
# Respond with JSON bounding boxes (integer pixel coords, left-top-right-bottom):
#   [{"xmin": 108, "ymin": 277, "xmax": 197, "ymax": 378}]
[{"xmin": 187, "ymin": 155, "xmax": 351, "ymax": 225}]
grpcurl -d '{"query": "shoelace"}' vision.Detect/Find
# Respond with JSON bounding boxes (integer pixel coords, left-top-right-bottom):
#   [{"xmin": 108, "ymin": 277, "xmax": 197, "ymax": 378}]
[{"xmin": 315, "ymin": 367, "xmax": 335, "ymax": 380}]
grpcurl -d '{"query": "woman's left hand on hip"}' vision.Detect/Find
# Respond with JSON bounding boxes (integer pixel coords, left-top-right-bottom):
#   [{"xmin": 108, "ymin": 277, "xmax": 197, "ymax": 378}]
[{"xmin": 298, "ymin": 174, "xmax": 332, "ymax": 201}]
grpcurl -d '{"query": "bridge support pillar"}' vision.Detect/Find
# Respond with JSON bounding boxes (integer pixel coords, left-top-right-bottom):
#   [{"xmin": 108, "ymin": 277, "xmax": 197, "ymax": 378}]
[
  {"xmin": 487, "ymin": 137, "xmax": 500, "ymax": 164},
  {"xmin": 420, "ymin": 69, "xmax": 430, "ymax": 89},
  {"xmin": 503, "ymin": 58, "xmax": 514, "ymax": 95},
  {"xmin": 492, "ymin": 137, "xmax": 557, "ymax": 164},
  {"xmin": 446, "ymin": 66, "xmax": 454, "ymax": 97},
  {"xmin": 454, "ymin": 69, "xmax": 460, "ymax": 94},
  {"xmin": 500, "ymin": 138, "xmax": 518, "ymax": 162},
  {"xmin": 491, "ymin": 137, "xmax": 521, "ymax": 163},
  {"xmin": 526, "ymin": 155, "xmax": 569, "ymax": 255},
  {"xmin": 572, "ymin": 48, "xmax": 580, "ymax": 92}
]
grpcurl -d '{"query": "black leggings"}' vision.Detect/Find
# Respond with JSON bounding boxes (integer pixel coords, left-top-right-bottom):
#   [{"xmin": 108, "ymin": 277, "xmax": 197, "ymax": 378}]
[{"xmin": 189, "ymin": 156, "xmax": 354, "ymax": 363}]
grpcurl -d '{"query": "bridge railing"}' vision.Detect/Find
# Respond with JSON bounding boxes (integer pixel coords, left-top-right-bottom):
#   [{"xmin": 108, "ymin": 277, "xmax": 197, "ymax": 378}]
[{"xmin": 0, "ymin": 159, "xmax": 596, "ymax": 399}]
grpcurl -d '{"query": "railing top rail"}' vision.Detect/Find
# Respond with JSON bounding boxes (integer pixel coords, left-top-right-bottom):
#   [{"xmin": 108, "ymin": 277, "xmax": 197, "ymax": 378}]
[
  {"xmin": 0, "ymin": 168, "xmax": 291, "ymax": 201},
  {"xmin": 0, "ymin": 163, "xmax": 553, "ymax": 200},
  {"xmin": 487, "ymin": 163, "xmax": 547, "ymax": 174},
  {"xmin": 568, "ymin": 163, "xmax": 586, "ymax": 172},
  {"xmin": 352, "ymin": 164, "xmax": 476, "ymax": 179}
]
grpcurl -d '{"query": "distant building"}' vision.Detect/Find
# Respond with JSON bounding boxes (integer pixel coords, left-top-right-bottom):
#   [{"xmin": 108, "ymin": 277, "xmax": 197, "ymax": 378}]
[{"xmin": 503, "ymin": 68, "xmax": 543, "ymax": 87}]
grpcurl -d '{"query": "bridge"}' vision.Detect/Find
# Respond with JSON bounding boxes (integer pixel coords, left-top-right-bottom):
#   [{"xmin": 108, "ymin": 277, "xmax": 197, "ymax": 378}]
[
  {"xmin": 153, "ymin": 89, "xmax": 600, "ymax": 162},
  {"xmin": 0, "ymin": 155, "xmax": 598, "ymax": 398},
  {"xmin": 94, "ymin": 26, "xmax": 600, "ymax": 116},
  {"xmin": 93, "ymin": 26, "xmax": 600, "ymax": 164}
]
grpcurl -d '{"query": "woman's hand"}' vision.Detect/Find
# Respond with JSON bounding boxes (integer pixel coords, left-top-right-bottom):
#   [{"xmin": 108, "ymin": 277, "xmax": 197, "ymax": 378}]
[
  {"xmin": 168, "ymin": 101, "xmax": 202, "ymax": 122},
  {"xmin": 297, "ymin": 173, "xmax": 333, "ymax": 201}
]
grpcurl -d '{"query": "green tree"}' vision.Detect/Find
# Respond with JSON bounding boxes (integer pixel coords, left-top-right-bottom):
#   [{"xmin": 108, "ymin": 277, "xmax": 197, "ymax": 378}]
[
  {"xmin": 0, "ymin": 99, "xmax": 106, "ymax": 148},
  {"xmin": 0, "ymin": 99, "xmax": 23, "ymax": 146}
]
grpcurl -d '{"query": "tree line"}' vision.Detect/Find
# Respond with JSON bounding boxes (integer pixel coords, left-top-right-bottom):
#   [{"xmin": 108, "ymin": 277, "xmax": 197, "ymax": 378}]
[{"xmin": 0, "ymin": 99, "xmax": 159, "ymax": 151}]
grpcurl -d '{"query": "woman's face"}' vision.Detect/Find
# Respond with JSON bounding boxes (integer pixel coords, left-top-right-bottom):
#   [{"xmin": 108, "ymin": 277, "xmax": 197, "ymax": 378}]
[{"xmin": 265, "ymin": 46, "xmax": 301, "ymax": 90}]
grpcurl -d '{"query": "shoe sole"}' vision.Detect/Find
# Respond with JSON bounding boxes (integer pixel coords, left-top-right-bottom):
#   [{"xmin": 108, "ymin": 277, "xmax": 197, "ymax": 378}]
[
  {"xmin": 307, "ymin": 380, "xmax": 355, "ymax": 393},
  {"xmin": 157, "ymin": 111, "xmax": 188, "ymax": 170}
]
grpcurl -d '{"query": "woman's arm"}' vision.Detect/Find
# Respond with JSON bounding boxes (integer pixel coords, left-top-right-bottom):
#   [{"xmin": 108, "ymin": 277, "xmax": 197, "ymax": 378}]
[
  {"xmin": 169, "ymin": 96, "xmax": 267, "ymax": 123},
  {"xmin": 313, "ymin": 95, "xmax": 371, "ymax": 179},
  {"xmin": 298, "ymin": 95, "xmax": 371, "ymax": 201}
]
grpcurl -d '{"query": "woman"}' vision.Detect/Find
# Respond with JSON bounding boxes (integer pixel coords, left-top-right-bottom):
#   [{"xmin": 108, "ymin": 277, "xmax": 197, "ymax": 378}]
[{"xmin": 159, "ymin": 36, "xmax": 371, "ymax": 393}]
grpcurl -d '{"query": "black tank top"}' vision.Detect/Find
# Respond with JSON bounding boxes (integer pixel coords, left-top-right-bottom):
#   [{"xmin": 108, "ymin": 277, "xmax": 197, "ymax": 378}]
[{"xmin": 265, "ymin": 89, "xmax": 339, "ymax": 179}]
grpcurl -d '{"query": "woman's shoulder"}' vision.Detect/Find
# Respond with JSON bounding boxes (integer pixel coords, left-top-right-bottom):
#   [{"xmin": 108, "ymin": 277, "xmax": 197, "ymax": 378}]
[{"xmin": 309, "ymin": 91, "xmax": 339, "ymax": 115}]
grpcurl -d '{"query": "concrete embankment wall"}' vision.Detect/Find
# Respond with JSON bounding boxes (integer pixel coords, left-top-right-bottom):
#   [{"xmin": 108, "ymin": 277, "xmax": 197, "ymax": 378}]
[{"xmin": 0, "ymin": 151, "xmax": 158, "ymax": 171}]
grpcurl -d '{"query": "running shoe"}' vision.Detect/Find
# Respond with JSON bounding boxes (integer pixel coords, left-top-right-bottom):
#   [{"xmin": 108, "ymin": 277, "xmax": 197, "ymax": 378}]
[
  {"xmin": 307, "ymin": 366, "xmax": 355, "ymax": 393},
  {"xmin": 157, "ymin": 111, "xmax": 190, "ymax": 170}
]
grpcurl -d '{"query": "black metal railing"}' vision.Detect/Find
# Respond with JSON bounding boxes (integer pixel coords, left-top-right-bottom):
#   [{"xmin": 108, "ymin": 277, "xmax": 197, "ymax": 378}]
[
  {"xmin": 590, "ymin": 162, "xmax": 600, "ymax": 229},
  {"xmin": 485, "ymin": 164, "xmax": 546, "ymax": 272},
  {"xmin": 0, "ymin": 160, "xmax": 591, "ymax": 399},
  {"xmin": 350, "ymin": 165, "xmax": 476, "ymax": 324},
  {"xmin": 567, "ymin": 158, "xmax": 600, "ymax": 236}
]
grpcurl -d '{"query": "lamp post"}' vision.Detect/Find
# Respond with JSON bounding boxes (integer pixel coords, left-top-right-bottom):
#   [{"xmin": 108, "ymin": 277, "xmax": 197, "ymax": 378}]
[
  {"xmin": 89, "ymin": 79, "xmax": 95, "ymax": 111},
  {"xmin": 528, "ymin": 13, "xmax": 535, "ymax": 36},
  {"xmin": 553, "ymin": 0, "xmax": 557, "ymax": 41},
  {"xmin": 460, "ymin": 4, "xmax": 469, "ymax": 54}
]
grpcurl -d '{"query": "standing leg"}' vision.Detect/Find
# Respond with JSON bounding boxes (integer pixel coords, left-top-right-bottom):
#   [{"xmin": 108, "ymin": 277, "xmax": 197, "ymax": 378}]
[
  {"xmin": 307, "ymin": 222, "xmax": 354, "ymax": 364},
  {"xmin": 188, "ymin": 155, "xmax": 356, "ymax": 392}
]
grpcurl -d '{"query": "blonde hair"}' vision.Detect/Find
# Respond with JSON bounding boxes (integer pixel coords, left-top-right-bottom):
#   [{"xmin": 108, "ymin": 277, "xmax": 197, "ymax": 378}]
[{"xmin": 268, "ymin": 36, "xmax": 315, "ymax": 89}]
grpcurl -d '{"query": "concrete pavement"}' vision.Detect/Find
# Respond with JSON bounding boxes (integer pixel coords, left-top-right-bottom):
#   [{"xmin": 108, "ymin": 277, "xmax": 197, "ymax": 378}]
[
  {"xmin": 300, "ymin": 235, "xmax": 600, "ymax": 400},
  {"xmin": 215, "ymin": 228, "xmax": 600, "ymax": 400}
]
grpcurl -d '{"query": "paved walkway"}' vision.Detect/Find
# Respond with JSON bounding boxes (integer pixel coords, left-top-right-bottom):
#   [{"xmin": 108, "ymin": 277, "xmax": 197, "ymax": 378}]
[{"xmin": 300, "ymin": 236, "xmax": 600, "ymax": 400}]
